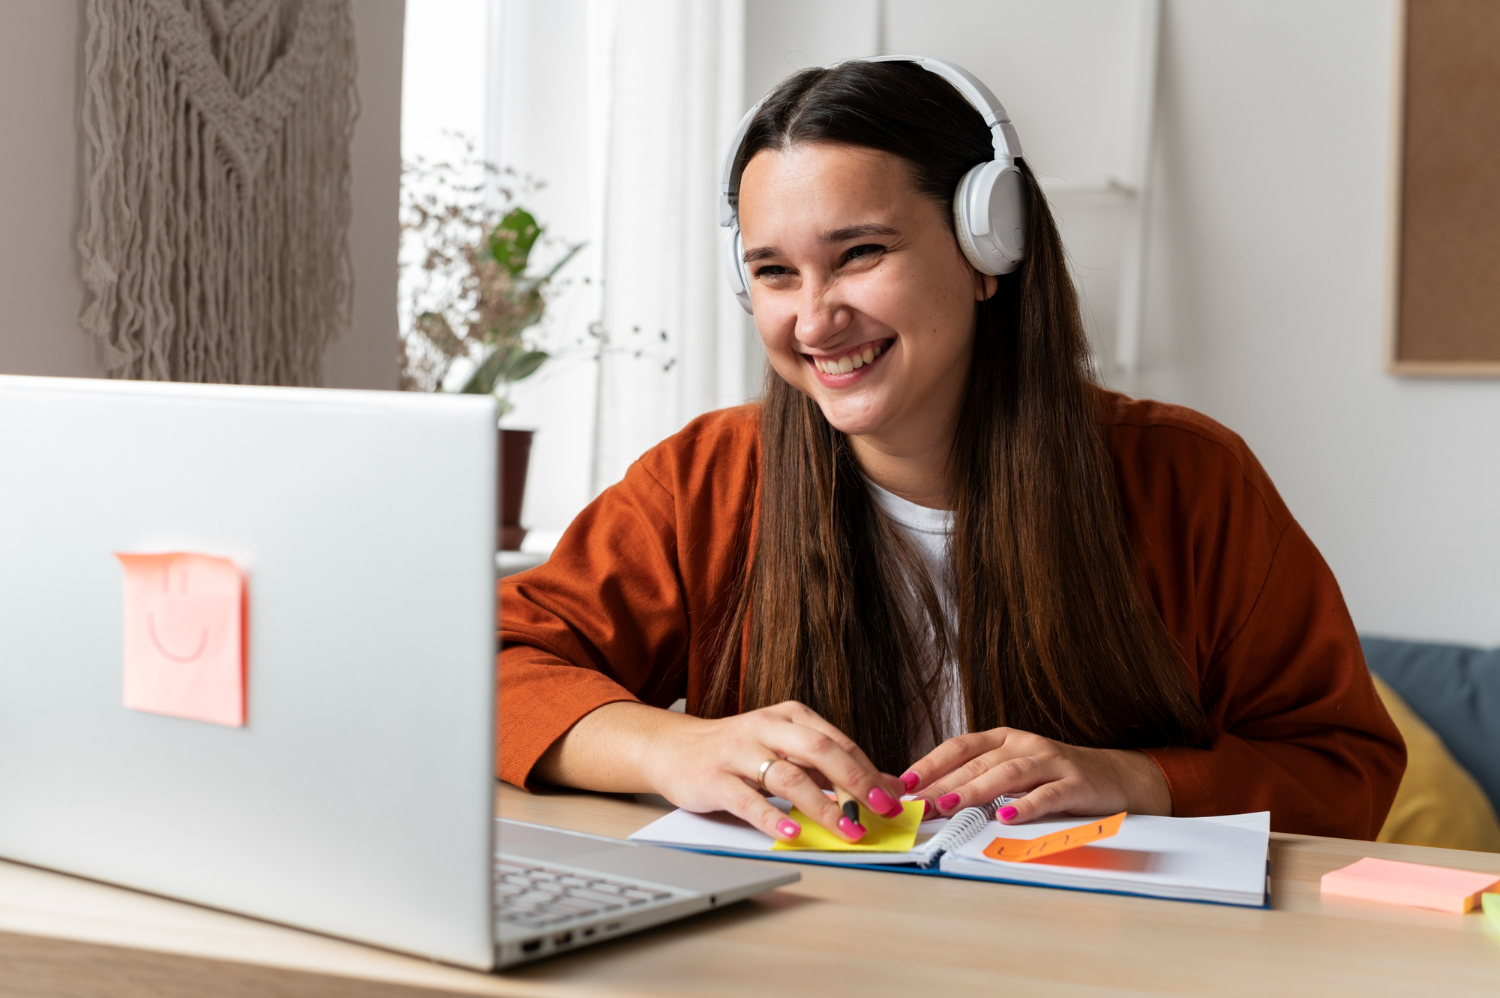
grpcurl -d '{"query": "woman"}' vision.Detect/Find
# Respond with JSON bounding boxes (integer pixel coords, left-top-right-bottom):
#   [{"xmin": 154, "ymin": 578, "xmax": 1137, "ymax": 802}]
[{"xmin": 499, "ymin": 59, "xmax": 1403, "ymax": 845}]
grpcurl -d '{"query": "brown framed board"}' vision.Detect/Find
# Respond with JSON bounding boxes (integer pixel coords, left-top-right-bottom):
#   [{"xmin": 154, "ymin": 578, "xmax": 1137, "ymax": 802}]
[{"xmin": 1390, "ymin": 0, "xmax": 1500, "ymax": 376}]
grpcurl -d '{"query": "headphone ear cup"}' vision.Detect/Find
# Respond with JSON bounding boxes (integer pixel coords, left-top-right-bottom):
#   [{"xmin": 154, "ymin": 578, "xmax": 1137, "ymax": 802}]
[
  {"xmin": 722, "ymin": 226, "xmax": 753, "ymax": 314},
  {"xmin": 952, "ymin": 160, "xmax": 1027, "ymax": 276}
]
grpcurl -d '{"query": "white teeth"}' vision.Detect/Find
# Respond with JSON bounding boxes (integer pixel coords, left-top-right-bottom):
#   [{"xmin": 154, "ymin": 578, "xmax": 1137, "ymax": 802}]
[{"xmin": 813, "ymin": 343, "xmax": 886, "ymax": 375}]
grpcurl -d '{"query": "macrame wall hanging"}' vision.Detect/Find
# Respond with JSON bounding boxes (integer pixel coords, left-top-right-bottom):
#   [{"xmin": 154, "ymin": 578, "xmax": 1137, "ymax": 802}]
[{"xmin": 78, "ymin": 0, "xmax": 358, "ymax": 386}]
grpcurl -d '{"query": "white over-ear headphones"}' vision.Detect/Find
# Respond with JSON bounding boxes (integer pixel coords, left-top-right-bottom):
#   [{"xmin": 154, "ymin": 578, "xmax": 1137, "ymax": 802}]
[{"xmin": 718, "ymin": 54, "xmax": 1027, "ymax": 315}]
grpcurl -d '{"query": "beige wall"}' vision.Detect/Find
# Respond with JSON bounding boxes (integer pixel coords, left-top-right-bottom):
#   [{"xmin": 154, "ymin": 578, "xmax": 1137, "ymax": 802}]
[
  {"xmin": 325, "ymin": 0, "xmax": 405, "ymax": 390},
  {"xmin": 0, "ymin": 0, "xmax": 404, "ymax": 390}
]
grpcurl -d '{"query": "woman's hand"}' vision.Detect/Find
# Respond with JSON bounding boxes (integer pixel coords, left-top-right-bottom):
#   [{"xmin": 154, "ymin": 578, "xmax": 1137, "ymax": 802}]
[
  {"xmin": 899, "ymin": 727, "xmax": 1172, "ymax": 823},
  {"xmin": 536, "ymin": 700, "xmax": 907, "ymax": 843}
]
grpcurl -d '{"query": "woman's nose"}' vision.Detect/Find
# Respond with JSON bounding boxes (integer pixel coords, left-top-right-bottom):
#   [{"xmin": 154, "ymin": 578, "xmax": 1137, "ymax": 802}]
[{"xmin": 792, "ymin": 280, "xmax": 851, "ymax": 347}]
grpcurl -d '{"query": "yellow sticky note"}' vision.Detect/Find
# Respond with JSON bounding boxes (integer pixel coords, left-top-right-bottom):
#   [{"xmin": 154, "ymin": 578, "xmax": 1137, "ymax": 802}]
[
  {"xmin": 1483, "ymin": 892, "xmax": 1499, "ymax": 930},
  {"xmin": 983, "ymin": 812, "xmax": 1126, "ymax": 863},
  {"xmin": 772, "ymin": 799, "xmax": 924, "ymax": 852},
  {"xmin": 117, "ymin": 552, "xmax": 247, "ymax": 727}
]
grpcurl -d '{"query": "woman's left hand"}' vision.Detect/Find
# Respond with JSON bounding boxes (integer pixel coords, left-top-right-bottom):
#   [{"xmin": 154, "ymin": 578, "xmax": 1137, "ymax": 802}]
[{"xmin": 901, "ymin": 727, "xmax": 1173, "ymax": 823}]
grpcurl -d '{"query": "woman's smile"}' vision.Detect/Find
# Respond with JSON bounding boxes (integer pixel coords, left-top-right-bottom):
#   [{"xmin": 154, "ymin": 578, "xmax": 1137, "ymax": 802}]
[{"xmin": 803, "ymin": 337, "xmax": 894, "ymax": 385}]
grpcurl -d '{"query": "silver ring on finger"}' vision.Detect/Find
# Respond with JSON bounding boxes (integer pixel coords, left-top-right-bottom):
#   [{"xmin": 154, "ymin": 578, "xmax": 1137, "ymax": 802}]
[{"xmin": 756, "ymin": 757, "xmax": 780, "ymax": 795}]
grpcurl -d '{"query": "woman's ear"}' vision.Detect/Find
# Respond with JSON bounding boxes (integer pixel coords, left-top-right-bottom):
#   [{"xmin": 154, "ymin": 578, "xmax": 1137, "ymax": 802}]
[{"xmin": 975, "ymin": 272, "xmax": 999, "ymax": 301}]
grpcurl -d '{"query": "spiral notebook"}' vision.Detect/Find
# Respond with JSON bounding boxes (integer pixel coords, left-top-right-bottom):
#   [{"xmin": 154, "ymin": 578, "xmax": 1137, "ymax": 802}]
[{"xmin": 628, "ymin": 800, "xmax": 1270, "ymax": 908}]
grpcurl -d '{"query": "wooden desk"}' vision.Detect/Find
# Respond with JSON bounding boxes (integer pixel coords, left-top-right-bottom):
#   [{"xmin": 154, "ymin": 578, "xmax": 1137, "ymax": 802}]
[{"xmin": 0, "ymin": 785, "xmax": 1496, "ymax": 997}]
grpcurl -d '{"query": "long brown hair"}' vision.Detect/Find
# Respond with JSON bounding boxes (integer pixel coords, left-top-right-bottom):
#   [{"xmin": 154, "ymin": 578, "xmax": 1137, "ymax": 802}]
[{"xmin": 707, "ymin": 61, "xmax": 1211, "ymax": 773}]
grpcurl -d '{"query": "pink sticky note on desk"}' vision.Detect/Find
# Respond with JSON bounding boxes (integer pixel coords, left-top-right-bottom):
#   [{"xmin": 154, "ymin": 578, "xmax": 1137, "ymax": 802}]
[
  {"xmin": 1320, "ymin": 857, "xmax": 1500, "ymax": 913},
  {"xmin": 116, "ymin": 552, "xmax": 246, "ymax": 727}
]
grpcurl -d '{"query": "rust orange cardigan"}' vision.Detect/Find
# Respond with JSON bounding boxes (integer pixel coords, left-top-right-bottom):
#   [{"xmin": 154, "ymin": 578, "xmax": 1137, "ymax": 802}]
[{"xmin": 498, "ymin": 393, "xmax": 1405, "ymax": 839}]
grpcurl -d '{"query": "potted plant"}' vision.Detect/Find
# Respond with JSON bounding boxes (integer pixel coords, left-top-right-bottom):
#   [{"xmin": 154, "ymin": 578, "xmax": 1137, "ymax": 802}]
[{"xmin": 400, "ymin": 154, "xmax": 580, "ymax": 550}]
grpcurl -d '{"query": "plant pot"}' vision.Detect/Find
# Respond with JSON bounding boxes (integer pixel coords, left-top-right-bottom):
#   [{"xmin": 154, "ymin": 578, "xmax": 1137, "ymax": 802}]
[{"xmin": 499, "ymin": 428, "xmax": 534, "ymax": 551}]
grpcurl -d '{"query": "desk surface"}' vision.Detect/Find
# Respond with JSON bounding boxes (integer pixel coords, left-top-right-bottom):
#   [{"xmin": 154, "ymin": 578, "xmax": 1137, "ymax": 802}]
[{"xmin": 1, "ymin": 785, "xmax": 1497, "ymax": 997}]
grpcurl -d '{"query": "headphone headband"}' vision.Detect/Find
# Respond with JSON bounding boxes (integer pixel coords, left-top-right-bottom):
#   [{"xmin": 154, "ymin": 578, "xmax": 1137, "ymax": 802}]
[{"xmin": 717, "ymin": 55, "xmax": 1023, "ymax": 227}]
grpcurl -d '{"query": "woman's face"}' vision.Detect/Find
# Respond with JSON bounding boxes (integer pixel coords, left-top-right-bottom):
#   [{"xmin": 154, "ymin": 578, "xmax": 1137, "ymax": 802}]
[{"xmin": 737, "ymin": 142, "xmax": 994, "ymax": 445}]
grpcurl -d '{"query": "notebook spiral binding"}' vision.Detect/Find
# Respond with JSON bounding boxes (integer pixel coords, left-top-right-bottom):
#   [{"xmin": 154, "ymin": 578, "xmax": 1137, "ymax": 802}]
[{"xmin": 917, "ymin": 797, "xmax": 1004, "ymax": 868}]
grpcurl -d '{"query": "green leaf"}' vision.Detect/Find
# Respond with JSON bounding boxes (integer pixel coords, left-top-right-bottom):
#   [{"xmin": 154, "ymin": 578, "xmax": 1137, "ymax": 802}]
[
  {"xmin": 536, "ymin": 242, "xmax": 584, "ymax": 283},
  {"xmin": 488, "ymin": 207, "xmax": 542, "ymax": 276},
  {"xmin": 458, "ymin": 344, "xmax": 510, "ymax": 395},
  {"xmin": 507, "ymin": 349, "xmax": 549, "ymax": 383},
  {"xmin": 457, "ymin": 343, "xmax": 550, "ymax": 395}
]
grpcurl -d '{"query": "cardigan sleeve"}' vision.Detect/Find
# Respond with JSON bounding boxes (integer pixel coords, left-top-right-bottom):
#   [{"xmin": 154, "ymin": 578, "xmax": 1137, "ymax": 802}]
[
  {"xmin": 497, "ymin": 456, "xmax": 690, "ymax": 789},
  {"xmin": 1142, "ymin": 520, "xmax": 1406, "ymax": 838},
  {"xmin": 1110, "ymin": 402, "xmax": 1406, "ymax": 839},
  {"xmin": 496, "ymin": 405, "xmax": 760, "ymax": 790}
]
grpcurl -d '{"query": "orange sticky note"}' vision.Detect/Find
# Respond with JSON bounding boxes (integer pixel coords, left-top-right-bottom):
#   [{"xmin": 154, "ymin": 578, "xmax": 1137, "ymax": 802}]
[
  {"xmin": 1320, "ymin": 857, "xmax": 1500, "ymax": 913},
  {"xmin": 983, "ymin": 812, "xmax": 1126, "ymax": 863},
  {"xmin": 116, "ymin": 552, "xmax": 246, "ymax": 727}
]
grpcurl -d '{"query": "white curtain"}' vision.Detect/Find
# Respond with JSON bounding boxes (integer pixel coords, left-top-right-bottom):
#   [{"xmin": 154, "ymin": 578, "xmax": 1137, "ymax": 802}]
[
  {"xmin": 590, "ymin": 0, "xmax": 753, "ymax": 493},
  {"xmin": 488, "ymin": 0, "xmax": 756, "ymax": 526}
]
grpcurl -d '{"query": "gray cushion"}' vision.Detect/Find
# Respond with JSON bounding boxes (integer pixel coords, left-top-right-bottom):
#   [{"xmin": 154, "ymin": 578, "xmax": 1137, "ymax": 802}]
[{"xmin": 1362, "ymin": 635, "xmax": 1500, "ymax": 816}]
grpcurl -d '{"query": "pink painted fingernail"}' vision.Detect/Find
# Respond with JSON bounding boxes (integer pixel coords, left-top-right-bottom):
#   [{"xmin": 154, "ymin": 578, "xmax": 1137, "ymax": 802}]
[
  {"xmin": 999, "ymin": 805, "xmax": 1019, "ymax": 821},
  {"xmin": 777, "ymin": 819, "xmax": 801, "ymax": 839},
  {"xmin": 922, "ymin": 799, "xmax": 938, "ymax": 819},
  {"xmin": 937, "ymin": 793, "xmax": 962, "ymax": 812},
  {"xmin": 868, "ymin": 786, "xmax": 901, "ymax": 817},
  {"xmin": 838, "ymin": 817, "xmax": 866, "ymax": 841},
  {"xmin": 900, "ymin": 772, "xmax": 920, "ymax": 792}
]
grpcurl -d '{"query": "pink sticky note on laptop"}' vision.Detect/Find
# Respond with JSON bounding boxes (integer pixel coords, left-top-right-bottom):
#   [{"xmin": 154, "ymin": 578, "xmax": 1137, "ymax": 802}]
[
  {"xmin": 116, "ymin": 552, "xmax": 246, "ymax": 727},
  {"xmin": 1320, "ymin": 857, "xmax": 1500, "ymax": 913}
]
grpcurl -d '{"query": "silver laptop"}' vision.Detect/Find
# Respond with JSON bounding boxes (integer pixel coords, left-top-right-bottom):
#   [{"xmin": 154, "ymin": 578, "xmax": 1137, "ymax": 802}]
[{"xmin": 0, "ymin": 374, "xmax": 795, "ymax": 971}]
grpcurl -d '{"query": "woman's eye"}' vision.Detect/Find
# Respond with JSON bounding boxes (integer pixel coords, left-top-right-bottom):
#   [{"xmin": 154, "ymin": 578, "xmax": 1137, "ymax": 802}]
[
  {"xmin": 753, "ymin": 264, "xmax": 792, "ymax": 279},
  {"xmin": 843, "ymin": 244, "xmax": 885, "ymax": 264}
]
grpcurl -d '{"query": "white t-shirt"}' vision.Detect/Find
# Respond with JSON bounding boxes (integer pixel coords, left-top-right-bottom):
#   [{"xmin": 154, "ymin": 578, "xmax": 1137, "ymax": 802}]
[{"xmin": 865, "ymin": 481, "xmax": 963, "ymax": 759}]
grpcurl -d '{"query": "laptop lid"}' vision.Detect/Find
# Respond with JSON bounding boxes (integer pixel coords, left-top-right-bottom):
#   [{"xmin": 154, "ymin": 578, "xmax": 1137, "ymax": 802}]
[{"xmin": 0, "ymin": 375, "xmax": 498, "ymax": 969}]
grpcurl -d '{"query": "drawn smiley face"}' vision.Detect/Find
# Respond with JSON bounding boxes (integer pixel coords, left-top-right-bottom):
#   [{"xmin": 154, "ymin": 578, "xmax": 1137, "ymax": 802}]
[
  {"xmin": 117, "ymin": 552, "xmax": 247, "ymax": 727},
  {"xmin": 145, "ymin": 561, "xmax": 217, "ymax": 662}
]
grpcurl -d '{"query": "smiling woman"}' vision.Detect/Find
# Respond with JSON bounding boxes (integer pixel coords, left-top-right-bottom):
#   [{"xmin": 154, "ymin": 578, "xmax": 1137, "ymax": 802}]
[{"xmin": 498, "ymin": 58, "xmax": 1406, "ymax": 848}]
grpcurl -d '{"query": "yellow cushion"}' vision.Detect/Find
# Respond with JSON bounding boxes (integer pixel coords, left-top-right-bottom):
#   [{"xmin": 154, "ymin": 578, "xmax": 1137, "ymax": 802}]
[{"xmin": 1373, "ymin": 674, "xmax": 1500, "ymax": 852}]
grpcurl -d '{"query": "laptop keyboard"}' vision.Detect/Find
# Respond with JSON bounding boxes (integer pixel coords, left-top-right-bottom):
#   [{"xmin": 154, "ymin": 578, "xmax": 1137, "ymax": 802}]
[{"xmin": 496, "ymin": 859, "xmax": 678, "ymax": 930}]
